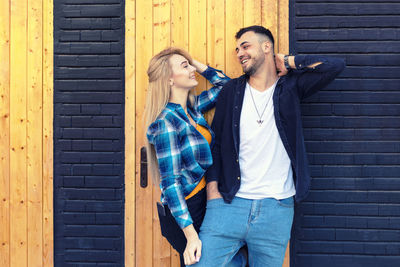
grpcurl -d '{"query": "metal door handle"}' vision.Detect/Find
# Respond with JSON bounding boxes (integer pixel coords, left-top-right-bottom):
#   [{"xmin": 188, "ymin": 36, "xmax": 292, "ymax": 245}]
[{"xmin": 140, "ymin": 146, "xmax": 148, "ymax": 188}]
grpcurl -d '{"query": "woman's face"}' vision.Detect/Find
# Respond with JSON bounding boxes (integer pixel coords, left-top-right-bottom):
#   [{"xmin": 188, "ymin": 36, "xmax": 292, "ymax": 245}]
[{"xmin": 169, "ymin": 54, "xmax": 198, "ymax": 90}]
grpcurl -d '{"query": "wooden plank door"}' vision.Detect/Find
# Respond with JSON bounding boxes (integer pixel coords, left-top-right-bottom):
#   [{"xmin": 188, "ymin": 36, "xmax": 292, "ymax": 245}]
[
  {"xmin": 126, "ymin": 1, "xmax": 290, "ymax": 266},
  {"xmin": 133, "ymin": 1, "xmax": 178, "ymax": 266}
]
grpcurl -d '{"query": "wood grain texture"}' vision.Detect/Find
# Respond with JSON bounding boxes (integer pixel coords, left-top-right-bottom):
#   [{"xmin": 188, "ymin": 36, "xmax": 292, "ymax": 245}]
[
  {"xmin": 262, "ymin": 0, "xmax": 279, "ymax": 53},
  {"xmin": 244, "ymin": 0, "xmax": 262, "ymax": 26},
  {"xmin": 153, "ymin": 1, "xmax": 172, "ymax": 266},
  {"xmin": 279, "ymin": 0, "xmax": 289, "ymax": 54},
  {"xmin": 135, "ymin": 0, "xmax": 154, "ymax": 266},
  {"xmin": 204, "ymin": 0, "xmax": 225, "ymax": 123},
  {"xmin": 128, "ymin": 1, "xmax": 290, "ymax": 265},
  {"xmin": 27, "ymin": 0, "xmax": 43, "ymax": 265},
  {"xmin": 2, "ymin": 0, "xmax": 53, "ymax": 265},
  {"xmin": 125, "ymin": 0, "xmax": 136, "ymax": 266},
  {"xmin": 0, "ymin": 0, "xmax": 10, "ymax": 265},
  {"xmin": 10, "ymin": 0, "xmax": 28, "ymax": 265},
  {"xmin": 225, "ymin": 0, "xmax": 243, "ymax": 78},
  {"xmin": 170, "ymin": 1, "xmax": 189, "ymax": 263},
  {"xmin": 171, "ymin": 0, "xmax": 188, "ymax": 50},
  {"xmin": 189, "ymin": 0, "xmax": 207, "ymax": 96},
  {"xmin": 42, "ymin": 0, "xmax": 54, "ymax": 264}
]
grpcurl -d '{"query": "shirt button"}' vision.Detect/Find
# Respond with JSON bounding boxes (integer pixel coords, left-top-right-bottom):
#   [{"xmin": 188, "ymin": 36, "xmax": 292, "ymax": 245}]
[
  {"xmin": 236, "ymin": 159, "xmax": 239, "ymax": 162},
  {"xmin": 237, "ymin": 176, "xmax": 240, "ymax": 180}
]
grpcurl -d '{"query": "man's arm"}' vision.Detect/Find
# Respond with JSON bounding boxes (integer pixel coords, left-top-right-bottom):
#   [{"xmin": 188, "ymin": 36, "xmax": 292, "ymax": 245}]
[
  {"xmin": 205, "ymin": 82, "xmax": 231, "ymax": 200},
  {"xmin": 275, "ymin": 53, "xmax": 346, "ymax": 99},
  {"xmin": 206, "ymin": 181, "xmax": 222, "ymax": 200}
]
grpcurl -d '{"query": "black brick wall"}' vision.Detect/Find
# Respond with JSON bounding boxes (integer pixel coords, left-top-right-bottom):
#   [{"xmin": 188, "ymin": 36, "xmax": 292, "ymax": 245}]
[
  {"xmin": 54, "ymin": 0, "xmax": 125, "ymax": 265},
  {"xmin": 290, "ymin": 1, "xmax": 400, "ymax": 266}
]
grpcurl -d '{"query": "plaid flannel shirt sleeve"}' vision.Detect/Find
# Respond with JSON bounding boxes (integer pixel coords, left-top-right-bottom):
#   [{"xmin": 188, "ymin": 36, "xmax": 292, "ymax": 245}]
[
  {"xmin": 147, "ymin": 119, "xmax": 193, "ymax": 229},
  {"xmin": 196, "ymin": 66, "xmax": 231, "ymax": 113}
]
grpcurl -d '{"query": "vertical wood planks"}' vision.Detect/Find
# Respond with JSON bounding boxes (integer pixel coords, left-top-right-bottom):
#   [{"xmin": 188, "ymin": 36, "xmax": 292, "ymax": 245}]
[
  {"xmin": 125, "ymin": 0, "xmax": 136, "ymax": 266},
  {"xmin": 170, "ymin": 249, "xmax": 180, "ymax": 267},
  {"xmin": 189, "ymin": 0, "xmax": 207, "ymax": 95},
  {"xmin": 170, "ymin": 1, "xmax": 188, "ymax": 263},
  {"xmin": 244, "ymin": 0, "xmax": 262, "ymax": 26},
  {"xmin": 2, "ymin": 0, "xmax": 53, "ymax": 265},
  {"xmin": 135, "ymin": 0, "xmax": 153, "ymax": 266},
  {"xmin": 207, "ymin": 0, "xmax": 225, "ymax": 71},
  {"xmin": 129, "ymin": 1, "xmax": 291, "ymax": 266},
  {"xmin": 278, "ymin": 0, "xmax": 289, "ymax": 54},
  {"xmin": 204, "ymin": 0, "xmax": 226, "ymax": 123},
  {"xmin": 153, "ymin": 1, "xmax": 172, "ymax": 266},
  {"xmin": 42, "ymin": 0, "xmax": 54, "ymax": 264},
  {"xmin": 262, "ymin": 0, "xmax": 279, "ymax": 53},
  {"xmin": 0, "ymin": 0, "xmax": 10, "ymax": 265},
  {"xmin": 226, "ymin": 0, "xmax": 244, "ymax": 78},
  {"xmin": 27, "ymin": 0, "xmax": 43, "ymax": 265},
  {"xmin": 10, "ymin": 0, "xmax": 28, "ymax": 265},
  {"xmin": 171, "ymin": 0, "xmax": 188, "ymax": 50}
]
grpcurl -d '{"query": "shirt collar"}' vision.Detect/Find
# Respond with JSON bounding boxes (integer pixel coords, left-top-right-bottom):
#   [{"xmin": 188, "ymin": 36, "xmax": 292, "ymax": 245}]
[
  {"xmin": 166, "ymin": 102, "xmax": 182, "ymax": 110},
  {"xmin": 166, "ymin": 102, "xmax": 206, "ymax": 126}
]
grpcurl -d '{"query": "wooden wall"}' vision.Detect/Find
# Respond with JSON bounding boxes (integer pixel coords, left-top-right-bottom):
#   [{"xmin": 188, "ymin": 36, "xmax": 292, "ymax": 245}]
[
  {"xmin": 125, "ymin": 0, "xmax": 289, "ymax": 266},
  {"xmin": 0, "ymin": 0, "xmax": 53, "ymax": 266}
]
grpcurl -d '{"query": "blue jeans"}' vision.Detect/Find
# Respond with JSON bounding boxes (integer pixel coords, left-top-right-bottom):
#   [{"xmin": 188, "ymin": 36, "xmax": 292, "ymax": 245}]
[{"xmin": 193, "ymin": 196, "xmax": 294, "ymax": 267}]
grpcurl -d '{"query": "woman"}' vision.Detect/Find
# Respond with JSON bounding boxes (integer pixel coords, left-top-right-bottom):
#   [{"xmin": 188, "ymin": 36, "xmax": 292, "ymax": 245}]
[{"xmin": 145, "ymin": 47, "xmax": 230, "ymax": 266}]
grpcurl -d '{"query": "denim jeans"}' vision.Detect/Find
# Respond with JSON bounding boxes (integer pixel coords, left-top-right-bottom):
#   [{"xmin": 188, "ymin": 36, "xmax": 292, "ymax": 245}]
[{"xmin": 192, "ymin": 196, "xmax": 294, "ymax": 267}]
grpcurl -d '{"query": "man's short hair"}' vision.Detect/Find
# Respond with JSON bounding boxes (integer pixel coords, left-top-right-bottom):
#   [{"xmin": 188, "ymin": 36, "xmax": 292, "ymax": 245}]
[{"xmin": 235, "ymin": 25, "xmax": 274, "ymax": 46}]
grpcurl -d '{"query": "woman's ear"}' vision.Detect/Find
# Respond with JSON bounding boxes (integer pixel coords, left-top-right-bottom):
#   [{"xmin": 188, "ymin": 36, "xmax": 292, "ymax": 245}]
[{"xmin": 169, "ymin": 78, "xmax": 174, "ymax": 86}]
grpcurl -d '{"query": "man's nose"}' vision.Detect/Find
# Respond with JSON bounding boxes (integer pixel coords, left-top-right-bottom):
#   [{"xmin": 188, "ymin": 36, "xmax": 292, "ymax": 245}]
[{"xmin": 237, "ymin": 50, "xmax": 244, "ymax": 60}]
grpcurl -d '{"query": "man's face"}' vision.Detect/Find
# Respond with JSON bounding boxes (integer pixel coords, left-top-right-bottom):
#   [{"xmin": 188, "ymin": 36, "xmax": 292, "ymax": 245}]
[{"xmin": 235, "ymin": 31, "xmax": 267, "ymax": 76}]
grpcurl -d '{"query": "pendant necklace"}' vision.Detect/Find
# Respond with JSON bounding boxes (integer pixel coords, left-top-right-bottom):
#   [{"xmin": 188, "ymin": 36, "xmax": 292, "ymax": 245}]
[{"xmin": 248, "ymin": 85, "xmax": 274, "ymax": 126}]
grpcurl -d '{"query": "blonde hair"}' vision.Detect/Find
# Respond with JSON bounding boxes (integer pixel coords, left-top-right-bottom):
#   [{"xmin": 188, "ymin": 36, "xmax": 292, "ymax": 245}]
[{"xmin": 144, "ymin": 47, "xmax": 195, "ymax": 185}]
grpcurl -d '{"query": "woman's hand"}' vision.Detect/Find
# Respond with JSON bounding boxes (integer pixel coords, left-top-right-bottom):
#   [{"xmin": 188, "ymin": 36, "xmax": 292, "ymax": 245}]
[
  {"xmin": 182, "ymin": 224, "xmax": 202, "ymax": 265},
  {"xmin": 191, "ymin": 59, "xmax": 208, "ymax": 74}
]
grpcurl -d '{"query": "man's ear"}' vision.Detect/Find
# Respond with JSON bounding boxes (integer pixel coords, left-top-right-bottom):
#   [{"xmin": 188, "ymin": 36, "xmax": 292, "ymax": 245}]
[{"xmin": 263, "ymin": 41, "xmax": 272, "ymax": 53}]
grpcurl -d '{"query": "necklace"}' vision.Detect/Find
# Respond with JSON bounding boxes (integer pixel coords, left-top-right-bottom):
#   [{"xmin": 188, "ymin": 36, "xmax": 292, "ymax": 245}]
[{"xmin": 248, "ymin": 85, "xmax": 274, "ymax": 126}]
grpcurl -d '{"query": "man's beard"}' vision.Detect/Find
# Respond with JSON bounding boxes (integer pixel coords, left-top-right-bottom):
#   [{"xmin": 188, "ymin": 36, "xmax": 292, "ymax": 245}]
[
  {"xmin": 243, "ymin": 54, "xmax": 265, "ymax": 76},
  {"xmin": 243, "ymin": 64, "xmax": 257, "ymax": 76}
]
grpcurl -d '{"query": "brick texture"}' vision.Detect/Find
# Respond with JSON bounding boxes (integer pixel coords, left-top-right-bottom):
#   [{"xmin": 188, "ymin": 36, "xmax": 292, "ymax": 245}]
[
  {"xmin": 54, "ymin": 0, "xmax": 125, "ymax": 265},
  {"xmin": 290, "ymin": 1, "xmax": 400, "ymax": 266}
]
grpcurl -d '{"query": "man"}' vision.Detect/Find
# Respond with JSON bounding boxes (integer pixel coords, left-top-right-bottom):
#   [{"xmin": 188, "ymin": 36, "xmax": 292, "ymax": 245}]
[{"xmin": 193, "ymin": 26, "xmax": 345, "ymax": 266}]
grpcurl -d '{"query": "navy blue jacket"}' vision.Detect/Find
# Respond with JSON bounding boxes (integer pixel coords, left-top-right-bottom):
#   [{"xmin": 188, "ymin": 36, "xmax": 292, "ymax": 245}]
[{"xmin": 206, "ymin": 55, "xmax": 345, "ymax": 203}]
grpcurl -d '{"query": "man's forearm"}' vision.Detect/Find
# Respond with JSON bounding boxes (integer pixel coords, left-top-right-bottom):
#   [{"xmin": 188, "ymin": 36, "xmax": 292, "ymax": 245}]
[
  {"xmin": 287, "ymin": 55, "xmax": 322, "ymax": 69},
  {"xmin": 206, "ymin": 181, "xmax": 223, "ymax": 200}
]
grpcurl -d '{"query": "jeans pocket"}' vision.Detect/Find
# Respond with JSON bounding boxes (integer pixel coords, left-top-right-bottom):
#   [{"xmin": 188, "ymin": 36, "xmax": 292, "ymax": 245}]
[
  {"xmin": 206, "ymin": 197, "xmax": 223, "ymax": 207},
  {"xmin": 277, "ymin": 197, "xmax": 294, "ymax": 208}
]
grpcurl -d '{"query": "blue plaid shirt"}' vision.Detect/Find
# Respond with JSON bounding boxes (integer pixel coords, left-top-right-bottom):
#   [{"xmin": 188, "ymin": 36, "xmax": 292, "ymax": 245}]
[{"xmin": 147, "ymin": 67, "xmax": 230, "ymax": 229}]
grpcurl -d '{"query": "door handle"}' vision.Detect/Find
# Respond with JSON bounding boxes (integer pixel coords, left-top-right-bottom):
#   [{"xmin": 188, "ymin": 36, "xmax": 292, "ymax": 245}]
[{"xmin": 140, "ymin": 146, "xmax": 148, "ymax": 188}]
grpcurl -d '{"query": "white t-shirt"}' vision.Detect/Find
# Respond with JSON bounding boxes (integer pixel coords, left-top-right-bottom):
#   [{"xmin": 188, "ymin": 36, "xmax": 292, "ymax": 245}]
[{"xmin": 236, "ymin": 80, "xmax": 296, "ymax": 200}]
